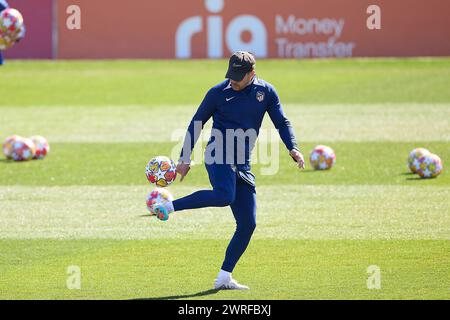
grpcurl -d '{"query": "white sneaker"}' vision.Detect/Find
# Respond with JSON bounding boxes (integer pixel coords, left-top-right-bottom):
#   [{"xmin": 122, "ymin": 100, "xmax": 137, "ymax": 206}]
[{"xmin": 214, "ymin": 277, "xmax": 249, "ymax": 290}]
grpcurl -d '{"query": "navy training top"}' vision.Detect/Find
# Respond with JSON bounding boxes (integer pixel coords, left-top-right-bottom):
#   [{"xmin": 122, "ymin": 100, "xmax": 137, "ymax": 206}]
[{"xmin": 180, "ymin": 77, "xmax": 298, "ymax": 171}]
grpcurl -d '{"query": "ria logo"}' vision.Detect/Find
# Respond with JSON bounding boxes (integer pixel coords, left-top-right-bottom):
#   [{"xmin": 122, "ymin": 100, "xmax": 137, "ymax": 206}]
[{"xmin": 175, "ymin": 0, "xmax": 268, "ymax": 58}]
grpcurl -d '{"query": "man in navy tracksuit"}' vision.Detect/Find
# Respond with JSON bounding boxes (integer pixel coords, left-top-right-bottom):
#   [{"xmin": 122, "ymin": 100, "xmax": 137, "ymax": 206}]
[
  {"xmin": 153, "ymin": 51, "xmax": 305, "ymax": 290},
  {"xmin": 0, "ymin": 0, "xmax": 9, "ymax": 65}
]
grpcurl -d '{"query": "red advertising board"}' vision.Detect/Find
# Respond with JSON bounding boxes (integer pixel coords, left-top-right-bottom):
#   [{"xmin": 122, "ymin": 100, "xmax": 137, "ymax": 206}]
[
  {"xmin": 2, "ymin": 0, "xmax": 450, "ymax": 59},
  {"xmin": 56, "ymin": 0, "xmax": 450, "ymax": 59}
]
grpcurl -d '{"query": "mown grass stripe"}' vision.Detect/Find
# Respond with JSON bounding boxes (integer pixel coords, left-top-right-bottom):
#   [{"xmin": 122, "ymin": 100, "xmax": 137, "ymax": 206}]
[
  {"xmin": 0, "ymin": 239, "xmax": 448, "ymax": 299},
  {"xmin": 1, "ymin": 142, "xmax": 448, "ymax": 186},
  {"xmin": 0, "ymin": 185, "xmax": 448, "ymax": 240},
  {"xmin": 1, "ymin": 104, "xmax": 449, "ymax": 142},
  {"xmin": 1, "ymin": 59, "xmax": 450, "ymax": 106}
]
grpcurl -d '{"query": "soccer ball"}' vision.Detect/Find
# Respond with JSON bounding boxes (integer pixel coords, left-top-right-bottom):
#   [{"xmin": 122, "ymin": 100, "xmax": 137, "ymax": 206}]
[
  {"xmin": 416, "ymin": 154, "xmax": 443, "ymax": 179},
  {"xmin": 310, "ymin": 145, "xmax": 336, "ymax": 170},
  {"xmin": 146, "ymin": 187, "xmax": 174, "ymax": 219},
  {"xmin": 30, "ymin": 136, "xmax": 50, "ymax": 159},
  {"xmin": 3, "ymin": 135, "xmax": 22, "ymax": 159},
  {"xmin": 11, "ymin": 137, "xmax": 36, "ymax": 161},
  {"xmin": 408, "ymin": 148, "xmax": 430, "ymax": 174},
  {"xmin": 0, "ymin": 29, "xmax": 14, "ymax": 50},
  {"xmin": 145, "ymin": 156, "xmax": 177, "ymax": 187},
  {"xmin": 0, "ymin": 8, "xmax": 24, "ymax": 50}
]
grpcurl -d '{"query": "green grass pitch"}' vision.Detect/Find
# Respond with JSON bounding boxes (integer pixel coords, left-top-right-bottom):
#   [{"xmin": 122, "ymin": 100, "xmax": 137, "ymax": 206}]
[{"xmin": 0, "ymin": 58, "xmax": 449, "ymax": 299}]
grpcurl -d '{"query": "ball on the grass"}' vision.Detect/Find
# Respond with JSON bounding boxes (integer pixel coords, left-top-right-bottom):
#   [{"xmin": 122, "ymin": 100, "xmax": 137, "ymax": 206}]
[
  {"xmin": 309, "ymin": 145, "xmax": 336, "ymax": 170},
  {"xmin": 3, "ymin": 135, "xmax": 22, "ymax": 159},
  {"xmin": 416, "ymin": 153, "xmax": 443, "ymax": 179},
  {"xmin": 408, "ymin": 148, "xmax": 430, "ymax": 174},
  {"xmin": 11, "ymin": 137, "xmax": 36, "ymax": 161},
  {"xmin": 145, "ymin": 156, "xmax": 177, "ymax": 187},
  {"xmin": 30, "ymin": 136, "xmax": 50, "ymax": 159},
  {"xmin": 146, "ymin": 187, "xmax": 173, "ymax": 216}
]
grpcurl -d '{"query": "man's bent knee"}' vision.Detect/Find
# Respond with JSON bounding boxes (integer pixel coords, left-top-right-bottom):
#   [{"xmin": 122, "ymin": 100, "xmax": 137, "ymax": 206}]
[
  {"xmin": 237, "ymin": 221, "xmax": 256, "ymax": 235},
  {"xmin": 214, "ymin": 189, "xmax": 235, "ymax": 207}
]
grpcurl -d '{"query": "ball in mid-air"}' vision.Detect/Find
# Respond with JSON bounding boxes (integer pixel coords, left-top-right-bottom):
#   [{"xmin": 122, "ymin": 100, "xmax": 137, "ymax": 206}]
[
  {"xmin": 0, "ymin": 29, "xmax": 14, "ymax": 50},
  {"xmin": 30, "ymin": 136, "xmax": 50, "ymax": 159},
  {"xmin": 145, "ymin": 156, "xmax": 177, "ymax": 187},
  {"xmin": 416, "ymin": 154, "xmax": 443, "ymax": 179},
  {"xmin": 0, "ymin": 8, "xmax": 24, "ymax": 50},
  {"xmin": 146, "ymin": 187, "xmax": 174, "ymax": 218},
  {"xmin": 11, "ymin": 137, "xmax": 36, "ymax": 161},
  {"xmin": 3, "ymin": 135, "xmax": 22, "ymax": 159},
  {"xmin": 310, "ymin": 145, "xmax": 336, "ymax": 170},
  {"xmin": 408, "ymin": 148, "xmax": 430, "ymax": 174}
]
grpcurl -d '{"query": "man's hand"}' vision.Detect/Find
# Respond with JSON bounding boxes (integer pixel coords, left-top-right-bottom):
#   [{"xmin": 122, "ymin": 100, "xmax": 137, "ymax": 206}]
[
  {"xmin": 176, "ymin": 162, "xmax": 191, "ymax": 182},
  {"xmin": 289, "ymin": 149, "xmax": 305, "ymax": 169}
]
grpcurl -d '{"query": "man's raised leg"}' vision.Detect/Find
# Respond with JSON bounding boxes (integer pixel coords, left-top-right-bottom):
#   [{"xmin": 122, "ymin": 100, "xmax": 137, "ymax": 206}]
[{"xmin": 172, "ymin": 164, "xmax": 236, "ymax": 211}]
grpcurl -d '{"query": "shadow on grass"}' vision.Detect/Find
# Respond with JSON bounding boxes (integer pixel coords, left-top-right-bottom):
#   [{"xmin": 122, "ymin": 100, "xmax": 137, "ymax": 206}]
[
  {"xmin": 402, "ymin": 172, "xmax": 432, "ymax": 181},
  {"xmin": 406, "ymin": 177, "xmax": 431, "ymax": 181},
  {"xmin": 0, "ymin": 158, "xmax": 35, "ymax": 164},
  {"xmin": 300, "ymin": 169, "xmax": 327, "ymax": 173},
  {"xmin": 132, "ymin": 288, "xmax": 220, "ymax": 300}
]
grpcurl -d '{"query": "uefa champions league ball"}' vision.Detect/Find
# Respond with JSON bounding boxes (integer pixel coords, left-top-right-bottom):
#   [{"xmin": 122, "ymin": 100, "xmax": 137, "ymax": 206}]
[
  {"xmin": 146, "ymin": 187, "xmax": 174, "ymax": 218},
  {"xmin": 3, "ymin": 135, "xmax": 22, "ymax": 159},
  {"xmin": 145, "ymin": 156, "xmax": 177, "ymax": 187},
  {"xmin": 30, "ymin": 136, "xmax": 50, "ymax": 159},
  {"xmin": 408, "ymin": 148, "xmax": 430, "ymax": 174},
  {"xmin": 11, "ymin": 137, "xmax": 36, "ymax": 161},
  {"xmin": 309, "ymin": 145, "xmax": 336, "ymax": 170},
  {"xmin": 0, "ymin": 8, "xmax": 24, "ymax": 50},
  {"xmin": 0, "ymin": 8, "xmax": 24, "ymax": 33},
  {"xmin": 0, "ymin": 29, "xmax": 14, "ymax": 50},
  {"xmin": 416, "ymin": 153, "xmax": 443, "ymax": 179}
]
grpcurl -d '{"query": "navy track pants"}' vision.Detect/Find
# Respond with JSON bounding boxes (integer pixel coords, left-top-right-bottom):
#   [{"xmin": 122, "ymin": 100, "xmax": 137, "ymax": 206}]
[{"xmin": 173, "ymin": 164, "xmax": 256, "ymax": 272}]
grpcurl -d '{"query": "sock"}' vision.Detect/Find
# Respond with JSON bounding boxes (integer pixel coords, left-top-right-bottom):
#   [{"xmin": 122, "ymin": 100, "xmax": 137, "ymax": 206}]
[{"xmin": 217, "ymin": 269, "xmax": 231, "ymax": 280}]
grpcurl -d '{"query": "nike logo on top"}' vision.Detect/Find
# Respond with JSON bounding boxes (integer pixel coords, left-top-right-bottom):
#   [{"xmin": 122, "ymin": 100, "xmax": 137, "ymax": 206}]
[
  {"xmin": 233, "ymin": 64, "xmax": 242, "ymax": 67},
  {"xmin": 226, "ymin": 97, "xmax": 235, "ymax": 101}
]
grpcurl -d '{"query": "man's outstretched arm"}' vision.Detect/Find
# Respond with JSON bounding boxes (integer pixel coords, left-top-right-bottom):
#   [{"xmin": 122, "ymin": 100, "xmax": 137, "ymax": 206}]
[
  {"xmin": 266, "ymin": 87, "xmax": 305, "ymax": 169},
  {"xmin": 177, "ymin": 89, "xmax": 217, "ymax": 180}
]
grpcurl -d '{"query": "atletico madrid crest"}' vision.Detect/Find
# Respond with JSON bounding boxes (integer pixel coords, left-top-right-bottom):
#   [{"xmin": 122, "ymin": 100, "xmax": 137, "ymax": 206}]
[{"xmin": 256, "ymin": 91, "xmax": 265, "ymax": 102}]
